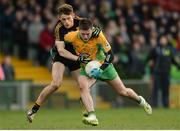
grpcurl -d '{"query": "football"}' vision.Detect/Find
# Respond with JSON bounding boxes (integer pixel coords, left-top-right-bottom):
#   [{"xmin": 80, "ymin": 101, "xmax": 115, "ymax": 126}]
[{"xmin": 85, "ymin": 60, "xmax": 101, "ymax": 77}]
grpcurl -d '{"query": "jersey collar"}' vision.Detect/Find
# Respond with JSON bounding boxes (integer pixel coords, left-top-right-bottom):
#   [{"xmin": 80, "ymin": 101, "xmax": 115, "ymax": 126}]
[{"xmin": 77, "ymin": 32, "xmax": 88, "ymax": 43}]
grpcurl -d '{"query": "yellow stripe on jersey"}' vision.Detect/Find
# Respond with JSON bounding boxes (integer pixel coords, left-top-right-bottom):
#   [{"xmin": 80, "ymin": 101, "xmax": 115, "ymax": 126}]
[
  {"xmin": 54, "ymin": 22, "xmax": 62, "ymax": 40},
  {"xmin": 64, "ymin": 30, "xmax": 111, "ymax": 63}
]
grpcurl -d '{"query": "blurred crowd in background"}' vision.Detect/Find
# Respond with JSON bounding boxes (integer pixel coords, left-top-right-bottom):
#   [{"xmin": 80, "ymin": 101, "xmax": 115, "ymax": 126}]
[{"xmin": 0, "ymin": 0, "xmax": 180, "ymax": 79}]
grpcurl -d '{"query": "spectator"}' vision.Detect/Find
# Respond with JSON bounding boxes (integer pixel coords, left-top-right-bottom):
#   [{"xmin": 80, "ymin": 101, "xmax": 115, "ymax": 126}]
[
  {"xmin": 119, "ymin": 18, "xmax": 130, "ymax": 44},
  {"xmin": 1, "ymin": 55, "xmax": 15, "ymax": 80},
  {"xmin": 39, "ymin": 21, "xmax": 54, "ymax": 66},
  {"xmin": 1, "ymin": 4, "xmax": 14, "ymax": 55},
  {"xmin": 146, "ymin": 35, "xmax": 180, "ymax": 108},
  {"xmin": 13, "ymin": 10, "xmax": 28, "ymax": 59},
  {"xmin": 0, "ymin": 64, "xmax": 5, "ymax": 80},
  {"xmin": 128, "ymin": 41, "xmax": 145, "ymax": 78},
  {"xmin": 112, "ymin": 34, "xmax": 130, "ymax": 79},
  {"xmin": 176, "ymin": 32, "xmax": 180, "ymax": 51},
  {"xmin": 27, "ymin": 14, "xmax": 44, "ymax": 65}
]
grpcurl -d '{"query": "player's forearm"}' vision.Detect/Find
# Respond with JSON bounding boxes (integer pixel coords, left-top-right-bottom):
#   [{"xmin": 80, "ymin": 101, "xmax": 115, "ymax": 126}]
[
  {"xmin": 55, "ymin": 41, "xmax": 78, "ymax": 61},
  {"xmin": 60, "ymin": 49, "xmax": 78, "ymax": 61},
  {"xmin": 100, "ymin": 50, "xmax": 114, "ymax": 70}
]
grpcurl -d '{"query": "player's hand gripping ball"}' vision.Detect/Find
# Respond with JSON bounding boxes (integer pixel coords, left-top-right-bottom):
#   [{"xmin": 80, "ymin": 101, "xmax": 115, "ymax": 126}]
[{"xmin": 85, "ymin": 60, "xmax": 102, "ymax": 78}]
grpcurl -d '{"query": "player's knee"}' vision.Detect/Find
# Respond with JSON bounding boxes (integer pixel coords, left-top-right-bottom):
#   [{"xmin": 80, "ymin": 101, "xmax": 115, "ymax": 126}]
[
  {"xmin": 51, "ymin": 80, "xmax": 62, "ymax": 90},
  {"xmin": 79, "ymin": 85, "xmax": 89, "ymax": 92},
  {"xmin": 78, "ymin": 83, "xmax": 89, "ymax": 92}
]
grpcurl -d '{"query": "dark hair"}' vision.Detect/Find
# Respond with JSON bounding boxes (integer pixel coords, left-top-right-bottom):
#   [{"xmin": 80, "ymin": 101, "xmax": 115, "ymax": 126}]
[
  {"xmin": 79, "ymin": 18, "xmax": 93, "ymax": 30},
  {"xmin": 56, "ymin": 4, "xmax": 73, "ymax": 15}
]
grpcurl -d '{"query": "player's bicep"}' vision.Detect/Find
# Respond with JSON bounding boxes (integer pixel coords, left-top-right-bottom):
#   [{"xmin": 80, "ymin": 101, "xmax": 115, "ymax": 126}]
[
  {"xmin": 54, "ymin": 24, "xmax": 62, "ymax": 41},
  {"xmin": 54, "ymin": 32, "xmax": 61, "ymax": 41},
  {"xmin": 55, "ymin": 40, "xmax": 65, "ymax": 49}
]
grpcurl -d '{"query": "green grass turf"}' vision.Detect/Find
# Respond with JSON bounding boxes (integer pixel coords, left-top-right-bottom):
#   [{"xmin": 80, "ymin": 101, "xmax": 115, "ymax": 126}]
[{"xmin": 0, "ymin": 108, "xmax": 179, "ymax": 130}]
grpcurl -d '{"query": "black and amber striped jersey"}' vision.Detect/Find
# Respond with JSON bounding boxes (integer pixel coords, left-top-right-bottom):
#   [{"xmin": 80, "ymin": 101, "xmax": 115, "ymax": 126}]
[{"xmin": 50, "ymin": 16, "xmax": 82, "ymax": 71}]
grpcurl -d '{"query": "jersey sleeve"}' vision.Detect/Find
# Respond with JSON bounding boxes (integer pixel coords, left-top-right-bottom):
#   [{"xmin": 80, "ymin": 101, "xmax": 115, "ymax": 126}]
[
  {"xmin": 99, "ymin": 32, "xmax": 111, "ymax": 52},
  {"xmin": 54, "ymin": 22, "xmax": 62, "ymax": 41}
]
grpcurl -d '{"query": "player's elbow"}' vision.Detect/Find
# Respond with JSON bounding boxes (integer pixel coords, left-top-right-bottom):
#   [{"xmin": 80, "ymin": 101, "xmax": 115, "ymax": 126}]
[
  {"xmin": 55, "ymin": 41, "xmax": 65, "ymax": 56},
  {"xmin": 57, "ymin": 48, "xmax": 65, "ymax": 57}
]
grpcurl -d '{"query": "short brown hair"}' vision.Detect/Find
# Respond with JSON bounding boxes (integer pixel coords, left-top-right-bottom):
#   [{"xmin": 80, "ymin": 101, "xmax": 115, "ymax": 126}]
[
  {"xmin": 79, "ymin": 18, "xmax": 93, "ymax": 30},
  {"xmin": 56, "ymin": 4, "xmax": 73, "ymax": 15}
]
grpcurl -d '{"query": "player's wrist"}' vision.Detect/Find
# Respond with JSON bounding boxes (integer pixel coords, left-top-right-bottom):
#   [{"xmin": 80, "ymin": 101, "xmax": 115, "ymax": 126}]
[
  {"xmin": 100, "ymin": 62, "xmax": 109, "ymax": 70},
  {"xmin": 76, "ymin": 56, "xmax": 80, "ymax": 61},
  {"xmin": 77, "ymin": 53, "xmax": 91, "ymax": 63}
]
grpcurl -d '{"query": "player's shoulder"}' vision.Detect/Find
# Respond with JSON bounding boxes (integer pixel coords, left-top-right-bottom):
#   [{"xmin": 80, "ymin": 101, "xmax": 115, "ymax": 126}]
[
  {"xmin": 96, "ymin": 31, "xmax": 106, "ymax": 41},
  {"xmin": 99, "ymin": 31, "xmax": 104, "ymax": 37},
  {"xmin": 54, "ymin": 20, "xmax": 63, "ymax": 37},
  {"xmin": 54, "ymin": 20, "xmax": 63, "ymax": 30},
  {"xmin": 64, "ymin": 31, "xmax": 78, "ymax": 42}
]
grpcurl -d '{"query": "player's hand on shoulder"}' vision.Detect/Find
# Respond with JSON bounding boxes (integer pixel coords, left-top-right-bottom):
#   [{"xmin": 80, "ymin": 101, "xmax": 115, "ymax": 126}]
[
  {"xmin": 77, "ymin": 53, "xmax": 91, "ymax": 64},
  {"xmin": 91, "ymin": 26, "xmax": 101, "ymax": 38}
]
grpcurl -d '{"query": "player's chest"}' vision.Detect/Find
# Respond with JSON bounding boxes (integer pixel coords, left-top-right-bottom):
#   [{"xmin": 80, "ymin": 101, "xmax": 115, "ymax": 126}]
[{"xmin": 73, "ymin": 40, "xmax": 98, "ymax": 52}]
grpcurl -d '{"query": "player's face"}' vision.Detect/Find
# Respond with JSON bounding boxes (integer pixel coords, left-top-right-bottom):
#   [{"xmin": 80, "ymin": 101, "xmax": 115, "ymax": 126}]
[
  {"xmin": 59, "ymin": 14, "xmax": 74, "ymax": 29},
  {"xmin": 79, "ymin": 29, "xmax": 92, "ymax": 42}
]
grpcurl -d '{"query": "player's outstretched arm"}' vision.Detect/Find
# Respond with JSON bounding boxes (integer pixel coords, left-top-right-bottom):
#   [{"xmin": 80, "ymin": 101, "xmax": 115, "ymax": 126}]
[{"xmin": 55, "ymin": 40, "xmax": 91, "ymax": 63}]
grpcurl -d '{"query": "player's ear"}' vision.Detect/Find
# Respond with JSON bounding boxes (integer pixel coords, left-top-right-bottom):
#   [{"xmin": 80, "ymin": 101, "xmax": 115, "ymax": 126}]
[
  {"xmin": 58, "ymin": 15, "xmax": 61, "ymax": 20},
  {"xmin": 71, "ymin": 12, "xmax": 75, "ymax": 18}
]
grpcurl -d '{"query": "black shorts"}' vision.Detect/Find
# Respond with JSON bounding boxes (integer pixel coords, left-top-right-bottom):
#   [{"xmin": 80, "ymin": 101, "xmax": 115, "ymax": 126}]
[{"xmin": 50, "ymin": 46, "xmax": 80, "ymax": 71}]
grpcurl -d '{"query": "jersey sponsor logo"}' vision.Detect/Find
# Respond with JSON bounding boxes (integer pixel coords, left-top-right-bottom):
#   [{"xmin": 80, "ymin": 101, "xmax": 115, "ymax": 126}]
[{"xmin": 106, "ymin": 41, "xmax": 111, "ymax": 48}]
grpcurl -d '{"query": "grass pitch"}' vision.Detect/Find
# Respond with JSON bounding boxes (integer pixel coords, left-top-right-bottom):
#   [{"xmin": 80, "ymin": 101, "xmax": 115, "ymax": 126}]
[{"xmin": 0, "ymin": 108, "xmax": 179, "ymax": 130}]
